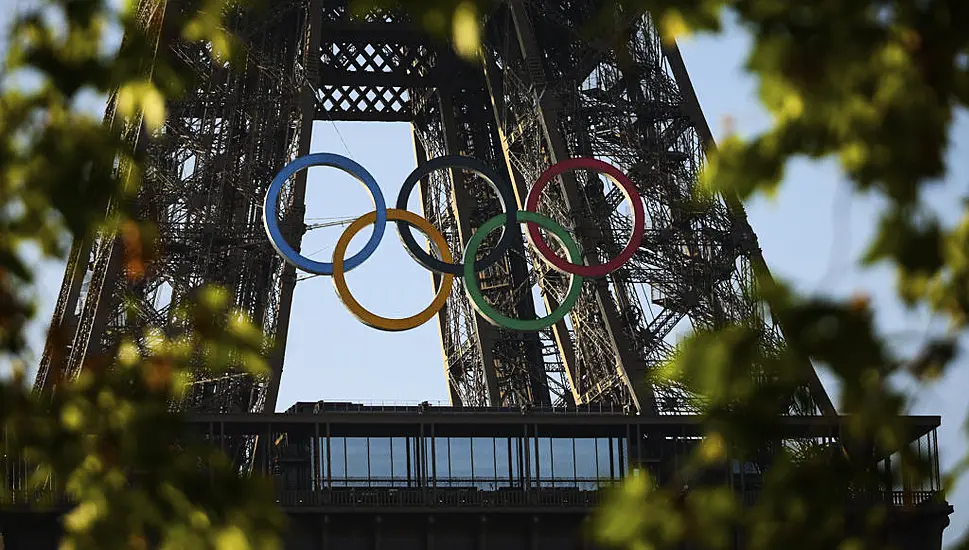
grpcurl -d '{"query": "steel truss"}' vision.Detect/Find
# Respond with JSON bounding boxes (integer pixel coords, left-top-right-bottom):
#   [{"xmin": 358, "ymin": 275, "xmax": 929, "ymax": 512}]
[
  {"xmin": 36, "ymin": 0, "xmax": 834, "ymax": 418},
  {"xmin": 480, "ymin": 0, "xmax": 832, "ymax": 414},
  {"xmin": 36, "ymin": 0, "xmax": 319, "ymax": 418}
]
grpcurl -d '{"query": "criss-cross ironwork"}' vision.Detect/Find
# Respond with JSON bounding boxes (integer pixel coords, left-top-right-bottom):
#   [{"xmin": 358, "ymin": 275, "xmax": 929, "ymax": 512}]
[{"xmin": 36, "ymin": 0, "xmax": 834, "ymax": 418}]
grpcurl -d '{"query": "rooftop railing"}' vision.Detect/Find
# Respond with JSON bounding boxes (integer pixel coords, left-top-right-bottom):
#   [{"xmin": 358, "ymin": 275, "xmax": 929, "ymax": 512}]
[{"xmin": 282, "ymin": 401, "xmax": 636, "ymax": 415}]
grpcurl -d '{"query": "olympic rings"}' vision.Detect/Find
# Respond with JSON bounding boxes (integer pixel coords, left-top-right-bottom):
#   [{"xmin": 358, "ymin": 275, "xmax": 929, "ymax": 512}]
[
  {"xmin": 263, "ymin": 153, "xmax": 646, "ymax": 332},
  {"xmin": 332, "ymin": 209, "xmax": 455, "ymax": 332},
  {"xmin": 264, "ymin": 153, "xmax": 387, "ymax": 276}
]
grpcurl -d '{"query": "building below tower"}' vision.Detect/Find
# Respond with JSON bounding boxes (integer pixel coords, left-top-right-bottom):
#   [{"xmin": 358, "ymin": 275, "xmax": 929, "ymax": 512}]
[{"xmin": 1, "ymin": 403, "xmax": 953, "ymax": 549}]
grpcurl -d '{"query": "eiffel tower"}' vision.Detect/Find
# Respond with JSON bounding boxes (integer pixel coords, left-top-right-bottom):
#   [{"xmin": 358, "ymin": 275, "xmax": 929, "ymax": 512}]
[
  {"xmin": 11, "ymin": 3, "xmax": 954, "ymax": 548},
  {"xmin": 34, "ymin": 0, "xmax": 833, "ymax": 417}
]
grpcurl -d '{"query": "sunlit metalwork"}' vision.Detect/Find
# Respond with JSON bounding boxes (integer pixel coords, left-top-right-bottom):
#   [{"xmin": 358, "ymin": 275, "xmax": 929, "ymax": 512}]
[{"xmin": 37, "ymin": 0, "xmax": 834, "ymax": 418}]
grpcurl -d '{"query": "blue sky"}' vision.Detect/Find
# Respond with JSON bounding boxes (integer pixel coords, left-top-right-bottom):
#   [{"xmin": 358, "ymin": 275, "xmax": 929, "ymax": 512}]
[{"xmin": 3, "ymin": 2, "xmax": 967, "ymax": 546}]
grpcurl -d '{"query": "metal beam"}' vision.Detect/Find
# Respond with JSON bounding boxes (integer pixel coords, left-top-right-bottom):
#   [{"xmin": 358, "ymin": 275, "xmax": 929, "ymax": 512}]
[
  {"xmin": 504, "ymin": 0, "xmax": 658, "ymax": 413},
  {"xmin": 263, "ymin": 0, "xmax": 325, "ymax": 412},
  {"xmin": 661, "ymin": 41, "xmax": 837, "ymax": 417}
]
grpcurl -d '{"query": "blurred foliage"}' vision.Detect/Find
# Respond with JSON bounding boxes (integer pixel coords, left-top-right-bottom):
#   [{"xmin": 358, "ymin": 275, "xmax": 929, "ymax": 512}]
[
  {"xmin": 0, "ymin": 0, "xmax": 966, "ymax": 549},
  {"xmin": 1, "ymin": 288, "xmax": 285, "ymax": 550},
  {"xmin": 1, "ymin": 0, "xmax": 285, "ymax": 548}
]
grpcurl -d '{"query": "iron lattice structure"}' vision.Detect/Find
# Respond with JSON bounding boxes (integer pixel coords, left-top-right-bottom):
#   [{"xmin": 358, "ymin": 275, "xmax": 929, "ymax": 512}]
[{"xmin": 36, "ymin": 0, "xmax": 834, "ymax": 417}]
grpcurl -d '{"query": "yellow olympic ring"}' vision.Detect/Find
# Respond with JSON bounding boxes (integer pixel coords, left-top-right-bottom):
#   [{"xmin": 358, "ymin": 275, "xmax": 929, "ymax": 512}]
[{"xmin": 332, "ymin": 209, "xmax": 455, "ymax": 332}]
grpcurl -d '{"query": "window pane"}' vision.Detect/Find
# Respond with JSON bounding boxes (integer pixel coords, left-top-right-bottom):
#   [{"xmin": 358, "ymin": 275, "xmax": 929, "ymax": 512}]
[
  {"xmin": 329, "ymin": 437, "xmax": 347, "ymax": 484},
  {"xmin": 471, "ymin": 437, "xmax": 496, "ymax": 490},
  {"xmin": 369, "ymin": 438, "xmax": 392, "ymax": 483},
  {"xmin": 433, "ymin": 437, "xmax": 450, "ymax": 483},
  {"xmin": 423, "ymin": 438, "xmax": 433, "ymax": 481},
  {"xmin": 449, "ymin": 438, "xmax": 472, "ymax": 485},
  {"xmin": 597, "ymin": 438, "xmax": 613, "ymax": 479},
  {"xmin": 511, "ymin": 437, "xmax": 521, "ymax": 484},
  {"xmin": 472, "ymin": 438, "xmax": 495, "ymax": 482},
  {"xmin": 391, "ymin": 437, "xmax": 410, "ymax": 485},
  {"xmin": 574, "ymin": 438, "xmax": 598, "ymax": 490},
  {"xmin": 495, "ymin": 437, "xmax": 511, "ymax": 487},
  {"xmin": 346, "ymin": 437, "xmax": 369, "ymax": 484},
  {"xmin": 574, "ymin": 439, "xmax": 597, "ymax": 476},
  {"xmin": 536, "ymin": 437, "xmax": 552, "ymax": 487},
  {"xmin": 551, "ymin": 438, "xmax": 575, "ymax": 482}
]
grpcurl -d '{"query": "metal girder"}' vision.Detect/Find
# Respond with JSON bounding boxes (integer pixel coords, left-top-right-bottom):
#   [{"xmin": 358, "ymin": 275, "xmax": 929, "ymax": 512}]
[
  {"xmin": 660, "ymin": 42, "xmax": 836, "ymax": 416},
  {"xmin": 479, "ymin": 0, "xmax": 835, "ymax": 415},
  {"xmin": 38, "ymin": 0, "xmax": 315, "ymax": 420},
  {"xmin": 411, "ymin": 74, "xmax": 553, "ymax": 407},
  {"xmin": 38, "ymin": 0, "xmax": 833, "ymax": 424},
  {"xmin": 483, "ymin": 0, "xmax": 658, "ymax": 413}
]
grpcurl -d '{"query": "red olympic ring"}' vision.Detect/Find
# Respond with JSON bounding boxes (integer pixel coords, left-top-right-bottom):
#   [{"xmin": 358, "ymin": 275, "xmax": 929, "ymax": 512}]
[{"xmin": 524, "ymin": 158, "xmax": 645, "ymax": 278}]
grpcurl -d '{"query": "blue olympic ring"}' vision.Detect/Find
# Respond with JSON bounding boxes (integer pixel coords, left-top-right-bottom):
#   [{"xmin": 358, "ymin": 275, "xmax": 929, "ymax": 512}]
[{"xmin": 262, "ymin": 153, "xmax": 387, "ymax": 276}]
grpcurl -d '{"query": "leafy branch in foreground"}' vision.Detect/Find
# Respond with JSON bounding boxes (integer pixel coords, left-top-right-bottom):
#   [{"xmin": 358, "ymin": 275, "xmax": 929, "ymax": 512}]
[
  {"xmin": 604, "ymin": 278, "xmax": 949, "ymax": 549},
  {"xmin": 1, "ymin": 0, "xmax": 286, "ymax": 548},
  {"xmin": 3, "ymin": 287, "xmax": 285, "ymax": 550}
]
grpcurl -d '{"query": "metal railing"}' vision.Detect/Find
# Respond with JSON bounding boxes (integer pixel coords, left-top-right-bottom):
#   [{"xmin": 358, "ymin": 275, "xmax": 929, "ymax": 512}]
[
  {"xmin": 277, "ymin": 477, "xmax": 618, "ymax": 490},
  {"xmin": 282, "ymin": 401, "xmax": 635, "ymax": 415},
  {"xmin": 2, "ymin": 480, "xmax": 942, "ymax": 513},
  {"xmin": 740, "ymin": 489, "xmax": 942, "ymax": 508},
  {"xmin": 273, "ymin": 487, "xmax": 604, "ymax": 508}
]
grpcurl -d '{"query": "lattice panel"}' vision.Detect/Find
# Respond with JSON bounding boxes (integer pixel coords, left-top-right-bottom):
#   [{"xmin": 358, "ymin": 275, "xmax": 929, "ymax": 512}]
[
  {"xmin": 478, "ymin": 0, "xmax": 833, "ymax": 415},
  {"xmin": 322, "ymin": 42, "xmax": 437, "ymax": 77},
  {"xmin": 321, "ymin": 3, "xmax": 408, "ymax": 23},
  {"xmin": 313, "ymin": 27, "xmax": 451, "ymax": 121},
  {"xmin": 315, "ymin": 85, "xmax": 411, "ymax": 120}
]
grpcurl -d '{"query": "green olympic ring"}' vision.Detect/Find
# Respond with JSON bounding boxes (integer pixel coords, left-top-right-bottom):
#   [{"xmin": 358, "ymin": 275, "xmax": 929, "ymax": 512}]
[{"xmin": 463, "ymin": 211, "xmax": 584, "ymax": 331}]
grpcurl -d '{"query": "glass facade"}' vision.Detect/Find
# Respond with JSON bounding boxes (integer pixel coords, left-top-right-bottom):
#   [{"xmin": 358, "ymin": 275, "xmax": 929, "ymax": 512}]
[{"xmin": 309, "ymin": 436, "xmax": 626, "ymax": 490}]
